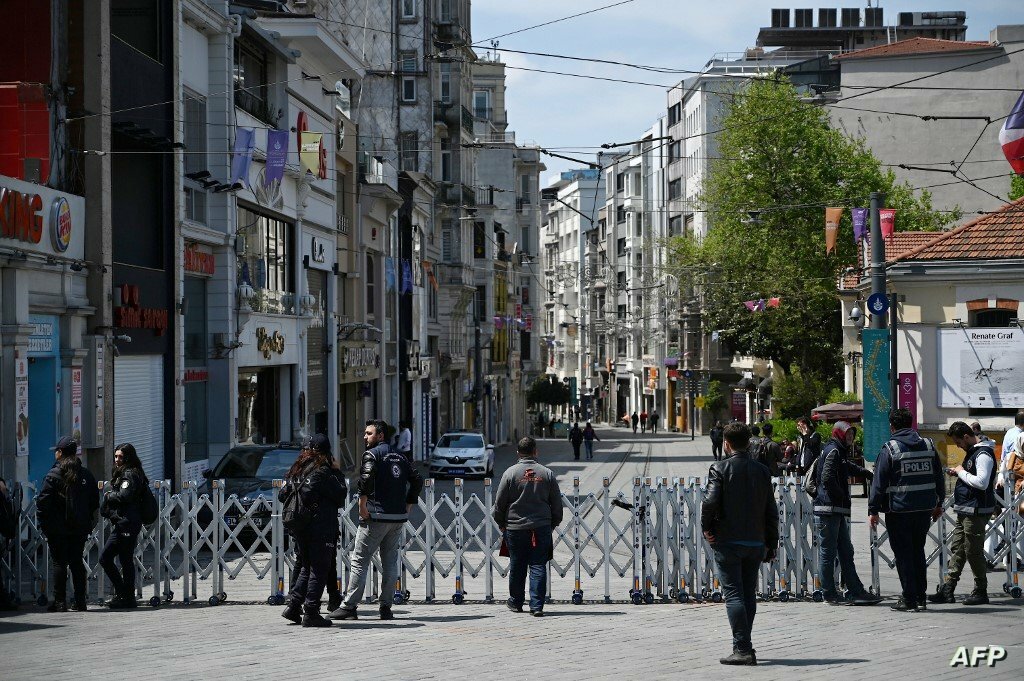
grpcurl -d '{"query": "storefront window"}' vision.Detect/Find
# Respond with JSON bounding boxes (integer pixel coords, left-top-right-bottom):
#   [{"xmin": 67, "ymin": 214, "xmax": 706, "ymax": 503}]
[
  {"xmin": 237, "ymin": 206, "xmax": 294, "ymax": 314},
  {"xmin": 238, "ymin": 367, "xmax": 280, "ymax": 444}
]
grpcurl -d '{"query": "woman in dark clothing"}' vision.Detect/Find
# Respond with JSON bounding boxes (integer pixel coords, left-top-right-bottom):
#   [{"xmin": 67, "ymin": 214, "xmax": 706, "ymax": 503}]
[
  {"xmin": 36, "ymin": 436, "xmax": 99, "ymax": 612},
  {"xmin": 281, "ymin": 434, "xmax": 347, "ymax": 628},
  {"xmin": 99, "ymin": 443, "xmax": 147, "ymax": 608}
]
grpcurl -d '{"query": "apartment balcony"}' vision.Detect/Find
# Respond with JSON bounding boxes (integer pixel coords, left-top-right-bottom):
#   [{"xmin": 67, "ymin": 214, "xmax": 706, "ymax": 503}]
[
  {"xmin": 461, "ymin": 106, "xmax": 474, "ymax": 136},
  {"xmin": 438, "ymin": 337, "xmax": 467, "ymax": 371},
  {"xmin": 476, "ymin": 186, "xmax": 495, "ymax": 206},
  {"xmin": 435, "ymin": 263, "xmax": 474, "ymax": 289},
  {"xmin": 435, "ymin": 16, "xmax": 469, "ymax": 45},
  {"xmin": 621, "ymin": 195, "xmax": 644, "ymax": 213}
]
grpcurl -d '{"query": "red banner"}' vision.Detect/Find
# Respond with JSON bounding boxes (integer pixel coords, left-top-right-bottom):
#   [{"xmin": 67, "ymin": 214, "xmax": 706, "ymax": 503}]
[{"xmin": 880, "ymin": 209, "xmax": 896, "ymax": 238}]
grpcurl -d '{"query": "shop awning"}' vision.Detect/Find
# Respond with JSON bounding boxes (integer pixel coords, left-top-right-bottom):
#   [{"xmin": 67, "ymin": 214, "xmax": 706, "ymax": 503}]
[{"xmin": 811, "ymin": 401, "xmax": 863, "ymax": 422}]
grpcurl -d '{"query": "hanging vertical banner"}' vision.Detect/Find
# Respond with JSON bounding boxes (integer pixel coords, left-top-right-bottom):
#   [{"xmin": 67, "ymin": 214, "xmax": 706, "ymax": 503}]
[
  {"xmin": 384, "ymin": 256, "xmax": 396, "ymax": 292},
  {"xmin": 862, "ymin": 328, "xmax": 891, "ymax": 462},
  {"xmin": 852, "ymin": 207, "xmax": 868, "ymax": 243},
  {"xmin": 300, "ymin": 131, "xmax": 323, "ymax": 176},
  {"xmin": 898, "ymin": 373, "xmax": 917, "ymax": 429},
  {"xmin": 401, "ymin": 259, "xmax": 413, "ymax": 294},
  {"xmin": 71, "ymin": 367, "xmax": 83, "ymax": 451},
  {"xmin": 879, "ymin": 208, "xmax": 896, "ymax": 238},
  {"xmin": 421, "ymin": 261, "xmax": 438, "ymax": 291},
  {"xmin": 265, "ymin": 129, "xmax": 288, "ymax": 185},
  {"xmin": 825, "ymin": 207, "xmax": 843, "ymax": 254},
  {"xmin": 15, "ymin": 351, "xmax": 28, "ymax": 456},
  {"xmin": 230, "ymin": 127, "xmax": 256, "ymax": 186},
  {"xmin": 525, "ymin": 313, "xmax": 533, "ymax": 331}
]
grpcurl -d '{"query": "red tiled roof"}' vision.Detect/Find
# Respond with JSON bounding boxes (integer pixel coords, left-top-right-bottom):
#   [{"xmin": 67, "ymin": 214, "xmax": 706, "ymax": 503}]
[
  {"xmin": 840, "ymin": 231, "xmax": 943, "ymax": 288},
  {"xmin": 894, "ymin": 197, "xmax": 1024, "ymax": 261},
  {"xmin": 835, "ymin": 38, "xmax": 993, "ymax": 60}
]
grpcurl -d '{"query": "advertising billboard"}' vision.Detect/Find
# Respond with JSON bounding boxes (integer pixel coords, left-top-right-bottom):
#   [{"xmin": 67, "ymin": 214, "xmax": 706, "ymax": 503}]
[{"xmin": 937, "ymin": 328, "xmax": 1024, "ymax": 408}]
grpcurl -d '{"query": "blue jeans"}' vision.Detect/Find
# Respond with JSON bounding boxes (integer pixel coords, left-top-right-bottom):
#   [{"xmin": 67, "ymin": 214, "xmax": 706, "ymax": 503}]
[
  {"xmin": 584, "ymin": 441, "xmax": 594, "ymax": 458},
  {"xmin": 506, "ymin": 527, "xmax": 551, "ymax": 611},
  {"xmin": 814, "ymin": 514, "xmax": 866, "ymax": 598},
  {"xmin": 712, "ymin": 544, "xmax": 764, "ymax": 653}
]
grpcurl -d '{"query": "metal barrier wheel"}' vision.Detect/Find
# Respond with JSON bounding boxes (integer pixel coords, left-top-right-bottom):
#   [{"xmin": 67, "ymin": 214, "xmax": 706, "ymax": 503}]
[
  {"xmin": 218, "ymin": 592, "xmax": 227, "ymax": 603},
  {"xmin": 149, "ymin": 596, "xmax": 161, "ymax": 607},
  {"xmin": 571, "ymin": 592, "xmax": 583, "ymax": 605},
  {"xmin": 266, "ymin": 596, "xmax": 276, "ymax": 605},
  {"xmin": 676, "ymin": 592, "xmax": 689, "ymax": 604},
  {"xmin": 643, "ymin": 592, "xmax": 655, "ymax": 605},
  {"xmin": 1010, "ymin": 586, "xmax": 1022, "ymax": 599},
  {"xmin": 36, "ymin": 595, "xmax": 48, "ymax": 607},
  {"xmin": 812, "ymin": 590, "xmax": 824, "ymax": 602},
  {"xmin": 711, "ymin": 591, "xmax": 723, "ymax": 603},
  {"xmin": 779, "ymin": 591, "xmax": 790, "ymax": 603},
  {"xmin": 393, "ymin": 592, "xmax": 405, "ymax": 605},
  {"xmin": 208, "ymin": 595, "xmax": 220, "ymax": 606},
  {"xmin": 630, "ymin": 592, "xmax": 643, "ymax": 605},
  {"xmin": 452, "ymin": 593, "xmax": 465, "ymax": 604}
]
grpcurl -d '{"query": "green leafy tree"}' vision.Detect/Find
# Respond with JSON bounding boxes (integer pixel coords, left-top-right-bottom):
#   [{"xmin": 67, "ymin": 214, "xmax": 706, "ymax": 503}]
[
  {"xmin": 826, "ymin": 387, "xmax": 859, "ymax": 404},
  {"xmin": 526, "ymin": 377, "xmax": 569, "ymax": 410},
  {"xmin": 704, "ymin": 379, "xmax": 726, "ymax": 415},
  {"xmin": 668, "ymin": 78, "xmax": 959, "ymax": 383},
  {"xmin": 1010, "ymin": 174, "xmax": 1024, "ymax": 201},
  {"xmin": 772, "ymin": 366, "xmax": 831, "ymax": 419}
]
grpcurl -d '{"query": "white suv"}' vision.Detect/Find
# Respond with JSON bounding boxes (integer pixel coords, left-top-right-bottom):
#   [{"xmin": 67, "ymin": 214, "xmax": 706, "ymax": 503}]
[{"xmin": 429, "ymin": 431, "xmax": 494, "ymax": 478}]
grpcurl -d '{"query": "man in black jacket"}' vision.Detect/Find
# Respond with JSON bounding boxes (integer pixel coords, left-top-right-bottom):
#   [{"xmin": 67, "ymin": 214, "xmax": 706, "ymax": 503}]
[
  {"xmin": 330, "ymin": 420, "xmax": 423, "ymax": 621},
  {"xmin": 754, "ymin": 423, "xmax": 783, "ymax": 476},
  {"xmin": 796, "ymin": 417, "xmax": 821, "ymax": 475},
  {"xmin": 701, "ymin": 423, "xmax": 779, "ymax": 666}
]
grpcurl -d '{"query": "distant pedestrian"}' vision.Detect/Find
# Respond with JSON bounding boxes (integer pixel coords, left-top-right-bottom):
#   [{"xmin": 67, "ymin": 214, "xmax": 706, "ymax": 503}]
[
  {"xmin": 868, "ymin": 409, "xmax": 944, "ymax": 612},
  {"xmin": 36, "ymin": 436, "xmax": 99, "ymax": 612},
  {"xmin": 929, "ymin": 421, "xmax": 997, "ymax": 606},
  {"xmin": 752, "ymin": 423, "xmax": 782, "ymax": 477},
  {"xmin": 650, "ymin": 410, "xmax": 660, "ymax": 435},
  {"xmin": 395, "ymin": 420, "xmax": 413, "ymax": 462},
  {"xmin": 568, "ymin": 422, "xmax": 584, "ymax": 461},
  {"xmin": 710, "ymin": 422, "xmax": 724, "ymax": 461},
  {"xmin": 631, "ymin": 411, "xmax": 639, "ymax": 434},
  {"xmin": 796, "ymin": 416, "xmax": 821, "ymax": 476},
  {"xmin": 970, "ymin": 422, "xmax": 994, "ymax": 447},
  {"xmin": 748, "ymin": 425, "xmax": 762, "ymax": 456},
  {"xmin": 281, "ymin": 434, "xmax": 347, "ymax": 627},
  {"xmin": 99, "ymin": 443, "xmax": 147, "ymax": 608},
  {"xmin": 640, "ymin": 410, "xmax": 648, "ymax": 434},
  {"xmin": 701, "ymin": 423, "xmax": 779, "ymax": 666},
  {"xmin": 583, "ymin": 422, "xmax": 600, "ymax": 460},
  {"xmin": 494, "ymin": 437, "xmax": 563, "ymax": 616},
  {"xmin": 330, "ymin": 420, "xmax": 423, "ymax": 621},
  {"xmin": 812, "ymin": 422, "xmax": 879, "ymax": 605}
]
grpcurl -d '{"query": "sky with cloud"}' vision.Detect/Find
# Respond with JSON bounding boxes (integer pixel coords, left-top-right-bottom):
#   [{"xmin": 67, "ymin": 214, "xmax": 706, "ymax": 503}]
[{"xmin": 470, "ymin": 0, "xmax": 1020, "ymax": 184}]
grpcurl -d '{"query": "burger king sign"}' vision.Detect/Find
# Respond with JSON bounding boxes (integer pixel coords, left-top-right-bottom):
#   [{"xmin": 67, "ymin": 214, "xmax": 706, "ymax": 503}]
[{"xmin": 50, "ymin": 196, "xmax": 72, "ymax": 252}]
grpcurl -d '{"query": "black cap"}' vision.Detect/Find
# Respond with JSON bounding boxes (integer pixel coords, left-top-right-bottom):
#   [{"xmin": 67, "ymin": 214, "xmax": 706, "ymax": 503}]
[
  {"xmin": 52, "ymin": 436, "xmax": 79, "ymax": 456},
  {"xmin": 302, "ymin": 433, "xmax": 332, "ymax": 454}
]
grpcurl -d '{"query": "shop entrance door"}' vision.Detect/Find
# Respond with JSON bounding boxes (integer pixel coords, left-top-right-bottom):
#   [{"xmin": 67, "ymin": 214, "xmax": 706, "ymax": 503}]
[
  {"xmin": 27, "ymin": 357, "xmax": 58, "ymax": 483},
  {"xmin": 238, "ymin": 367, "xmax": 280, "ymax": 444}
]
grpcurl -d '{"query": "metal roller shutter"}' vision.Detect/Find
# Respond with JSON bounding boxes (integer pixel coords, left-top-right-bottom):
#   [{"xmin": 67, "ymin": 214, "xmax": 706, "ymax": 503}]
[{"xmin": 114, "ymin": 354, "xmax": 164, "ymax": 482}]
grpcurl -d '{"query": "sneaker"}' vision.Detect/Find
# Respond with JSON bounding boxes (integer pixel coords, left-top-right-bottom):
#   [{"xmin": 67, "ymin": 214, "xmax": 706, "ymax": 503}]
[
  {"xmin": 916, "ymin": 600, "xmax": 927, "ymax": 612},
  {"xmin": 327, "ymin": 592, "xmax": 342, "ymax": 612},
  {"xmin": 47, "ymin": 600, "xmax": 67, "ymax": 613},
  {"xmin": 963, "ymin": 591, "xmax": 989, "ymax": 606},
  {"xmin": 889, "ymin": 597, "xmax": 918, "ymax": 612},
  {"xmin": 281, "ymin": 602, "xmax": 302, "ymax": 624},
  {"xmin": 506, "ymin": 598, "xmax": 523, "ymax": 613},
  {"xmin": 850, "ymin": 592, "xmax": 883, "ymax": 605},
  {"xmin": 379, "ymin": 606, "xmax": 394, "ymax": 620},
  {"xmin": 720, "ymin": 650, "xmax": 757, "ymax": 666},
  {"xmin": 328, "ymin": 606, "xmax": 358, "ymax": 620},
  {"xmin": 530, "ymin": 610, "xmax": 544, "ymax": 617}
]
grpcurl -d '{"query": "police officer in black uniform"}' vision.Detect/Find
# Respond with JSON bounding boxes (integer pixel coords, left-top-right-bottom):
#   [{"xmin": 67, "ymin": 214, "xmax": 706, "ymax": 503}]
[
  {"xmin": 929, "ymin": 421, "xmax": 997, "ymax": 606},
  {"xmin": 37, "ymin": 436, "xmax": 99, "ymax": 612},
  {"xmin": 99, "ymin": 443, "xmax": 147, "ymax": 608},
  {"xmin": 868, "ymin": 409, "xmax": 944, "ymax": 612},
  {"xmin": 281, "ymin": 434, "xmax": 347, "ymax": 627}
]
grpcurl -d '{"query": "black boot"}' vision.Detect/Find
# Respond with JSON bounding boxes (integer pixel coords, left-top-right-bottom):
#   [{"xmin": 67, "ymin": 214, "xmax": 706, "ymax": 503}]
[
  {"xmin": 927, "ymin": 582, "xmax": 955, "ymax": 604},
  {"xmin": 71, "ymin": 597, "xmax": 88, "ymax": 612},
  {"xmin": 720, "ymin": 650, "xmax": 757, "ymax": 666},
  {"xmin": 963, "ymin": 590, "xmax": 989, "ymax": 606},
  {"xmin": 301, "ymin": 604, "xmax": 332, "ymax": 628},
  {"xmin": 379, "ymin": 605, "xmax": 394, "ymax": 620},
  {"xmin": 281, "ymin": 600, "xmax": 302, "ymax": 624},
  {"xmin": 47, "ymin": 599, "xmax": 68, "ymax": 613}
]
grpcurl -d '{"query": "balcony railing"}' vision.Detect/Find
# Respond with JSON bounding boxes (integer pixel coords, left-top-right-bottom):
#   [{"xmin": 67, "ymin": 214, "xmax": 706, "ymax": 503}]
[
  {"xmin": 461, "ymin": 106, "xmax": 474, "ymax": 135},
  {"xmin": 235, "ymin": 89, "xmax": 281, "ymax": 126},
  {"xmin": 476, "ymin": 186, "xmax": 495, "ymax": 206},
  {"xmin": 435, "ymin": 263, "xmax": 474, "ymax": 287},
  {"xmin": 337, "ymin": 214, "xmax": 351, "ymax": 234}
]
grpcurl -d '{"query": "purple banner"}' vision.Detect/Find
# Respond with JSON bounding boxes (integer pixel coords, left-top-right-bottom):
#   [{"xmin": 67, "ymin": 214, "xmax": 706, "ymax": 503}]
[
  {"xmin": 230, "ymin": 127, "xmax": 255, "ymax": 186},
  {"xmin": 265, "ymin": 129, "xmax": 288, "ymax": 185},
  {"xmin": 852, "ymin": 207, "xmax": 868, "ymax": 243},
  {"xmin": 898, "ymin": 373, "xmax": 917, "ymax": 429}
]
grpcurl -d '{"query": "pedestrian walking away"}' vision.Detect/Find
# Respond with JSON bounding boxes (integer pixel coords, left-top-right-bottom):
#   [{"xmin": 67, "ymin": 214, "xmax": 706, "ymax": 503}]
[
  {"xmin": 701, "ymin": 423, "xmax": 779, "ymax": 666},
  {"xmin": 812, "ymin": 422, "xmax": 880, "ymax": 605},
  {"xmin": 330, "ymin": 420, "xmax": 423, "ymax": 621},
  {"xmin": 868, "ymin": 409, "xmax": 944, "ymax": 612},
  {"xmin": 796, "ymin": 416, "xmax": 821, "ymax": 476},
  {"xmin": 280, "ymin": 434, "xmax": 348, "ymax": 627},
  {"xmin": 753, "ymin": 423, "xmax": 782, "ymax": 477},
  {"xmin": 639, "ymin": 410, "xmax": 648, "ymax": 434},
  {"xmin": 583, "ymin": 422, "xmax": 600, "ymax": 460},
  {"xmin": 710, "ymin": 422, "xmax": 724, "ymax": 461},
  {"xmin": 494, "ymin": 437, "xmax": 563, "ymax": 616},
  {"xmin": 98, "ymin": 443, "xmax": 147, "ymax": 609},
  {"xmin": 929, "ymin": 421, "xmax": 997, "ymax": 606},
  {"xmin": 631, "ymin": 411, "xmax": 639, "ymax": 435},
  {"xmin": 395, "ymin": 420, "xmax": 414, "ymax": 463},
  {"xmin": 568, "ymin": 422, "xmax": 584, "ymax": 461},
  {"xmin": 36, "ymin": 436, "xmax": 99, "ymax": 612},
  {"xmin": 649, "ymin": 410, "xmax": 659, "ymax": 435}
]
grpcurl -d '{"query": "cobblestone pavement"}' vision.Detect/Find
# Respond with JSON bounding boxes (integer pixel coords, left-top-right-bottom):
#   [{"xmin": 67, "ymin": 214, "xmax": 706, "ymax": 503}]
[{"xmin": 3, "ymin": 429, "xmax": 1021, "ymax": 679}]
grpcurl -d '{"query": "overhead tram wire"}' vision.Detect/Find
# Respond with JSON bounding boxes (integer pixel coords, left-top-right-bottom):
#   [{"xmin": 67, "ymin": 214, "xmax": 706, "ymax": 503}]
[{"xmin": 474, "ymin": 0, "xmax": 636, "ymax": 43}]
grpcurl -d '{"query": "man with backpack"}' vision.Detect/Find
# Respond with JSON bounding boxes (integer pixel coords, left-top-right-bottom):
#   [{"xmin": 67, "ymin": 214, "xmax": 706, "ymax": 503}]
[
  {"xmin": 330, "ymin": 420, "xmax": 423, "ymax": 621},
  {"xmin": 753, "ymin": 423, "xmax": 782, "ymax": 477},
  {"xmin": 36, "ymin": 436, "xmax": 100, "ymax": 612}
]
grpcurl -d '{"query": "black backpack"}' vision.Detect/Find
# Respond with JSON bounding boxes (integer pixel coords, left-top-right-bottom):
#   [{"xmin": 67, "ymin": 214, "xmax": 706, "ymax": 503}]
[
  {"xmin": 139, "ymin": 481, "xmax": 159, "ymax": 526},
  {"xmin": 280, "ymin": 475, "xmax": 317, "ymax": 535},
  {"xmin": 64, "ymin": 475, "xmax": 99, "ymax": 534}
]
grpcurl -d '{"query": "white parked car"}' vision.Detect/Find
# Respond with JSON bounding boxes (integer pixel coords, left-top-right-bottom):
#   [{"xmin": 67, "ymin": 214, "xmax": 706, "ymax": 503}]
[{"xmin": 429, "ymin": 431, "xmax": 494, "ymax": 478}]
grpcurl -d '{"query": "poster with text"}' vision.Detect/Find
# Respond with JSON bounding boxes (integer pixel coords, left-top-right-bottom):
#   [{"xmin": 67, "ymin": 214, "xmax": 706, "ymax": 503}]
[{"xmin": 937, "ymin": 328, "xmax": 1024, "ymax": 408}]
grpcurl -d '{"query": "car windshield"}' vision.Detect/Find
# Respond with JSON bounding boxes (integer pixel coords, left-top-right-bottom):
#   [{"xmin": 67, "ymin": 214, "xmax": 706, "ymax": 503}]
[
  {"xmin": 436, "ymin": 434, "xmax": 484, "ymax": 449},
  {"xmin": 213, "ymin": 448, "xmax": 298, "ymax": 479}
]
